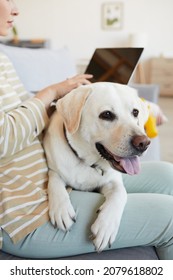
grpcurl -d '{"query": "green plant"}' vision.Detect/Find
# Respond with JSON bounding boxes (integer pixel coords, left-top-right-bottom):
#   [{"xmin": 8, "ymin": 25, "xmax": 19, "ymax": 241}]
[{"xmin": 12, "ymin": 26, "xmax": 18, "ymax": 37}]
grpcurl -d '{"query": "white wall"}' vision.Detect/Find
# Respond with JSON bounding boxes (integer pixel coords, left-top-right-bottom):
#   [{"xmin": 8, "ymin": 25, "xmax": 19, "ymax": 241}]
[{"xmin": 14, "ymin": 0, "xmax": 173, "ymax": 63}]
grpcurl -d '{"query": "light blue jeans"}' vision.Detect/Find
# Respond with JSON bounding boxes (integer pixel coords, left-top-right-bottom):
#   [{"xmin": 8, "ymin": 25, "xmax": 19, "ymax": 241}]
[{"xmin": 2, "ymin": 161, "xmax": 173, "ymax": 259}]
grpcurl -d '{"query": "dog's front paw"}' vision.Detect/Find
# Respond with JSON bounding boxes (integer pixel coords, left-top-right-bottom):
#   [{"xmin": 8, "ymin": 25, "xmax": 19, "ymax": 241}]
[
  {"xmin": 90, "ymin": 206, "xmax": 120, "ymax": 252},
  {"xmin": 49, "ymin": 197, "xmax": 76, "ymax": 231}
]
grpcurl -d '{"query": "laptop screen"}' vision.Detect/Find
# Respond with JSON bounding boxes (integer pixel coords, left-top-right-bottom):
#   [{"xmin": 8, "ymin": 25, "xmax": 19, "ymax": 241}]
[{"xmin": 85, "ymin": 48, "xmax": 144, "ymax": 84}]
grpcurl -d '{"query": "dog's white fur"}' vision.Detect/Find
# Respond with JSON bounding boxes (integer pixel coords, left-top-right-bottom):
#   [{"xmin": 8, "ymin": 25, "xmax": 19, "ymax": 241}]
[{"xmin": 43, "ymin": 82, "xmax": 149, "ymax": 252}]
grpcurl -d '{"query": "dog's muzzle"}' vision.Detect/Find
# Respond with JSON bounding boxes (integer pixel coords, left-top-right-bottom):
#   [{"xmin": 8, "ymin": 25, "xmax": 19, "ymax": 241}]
[{"xmin": 95, "ymin": 135, "xmax": 150, "ymax": 176}]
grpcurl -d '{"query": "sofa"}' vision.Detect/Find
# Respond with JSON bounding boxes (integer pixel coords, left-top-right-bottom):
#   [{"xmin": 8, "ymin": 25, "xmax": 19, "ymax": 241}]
[{"xmin": 0, "ymin": 44, "xmax": 160, "ymax": 260}]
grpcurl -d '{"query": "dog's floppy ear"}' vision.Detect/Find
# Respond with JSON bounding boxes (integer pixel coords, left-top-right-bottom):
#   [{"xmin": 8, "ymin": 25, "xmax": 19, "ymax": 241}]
[{"xmin": 56, "ymin": 86, "xmax": 91, "ymax": 134}]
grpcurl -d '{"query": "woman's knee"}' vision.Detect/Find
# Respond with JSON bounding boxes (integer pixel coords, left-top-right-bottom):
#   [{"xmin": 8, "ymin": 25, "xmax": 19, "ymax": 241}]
[{"xmin": 114, "ymin": 193, "xmax": 173, "ymax": 258}]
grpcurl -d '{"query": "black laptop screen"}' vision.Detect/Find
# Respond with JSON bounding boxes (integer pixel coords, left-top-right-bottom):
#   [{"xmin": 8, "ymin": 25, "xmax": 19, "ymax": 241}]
[{"xmin": 85, "ymin": 48, "xmax": 144, "ymax": 84}]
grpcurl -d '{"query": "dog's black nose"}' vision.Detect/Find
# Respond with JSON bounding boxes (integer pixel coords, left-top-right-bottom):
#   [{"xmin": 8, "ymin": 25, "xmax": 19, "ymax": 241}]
[{"xmin": 131, "ymin": 135, "xmax": 151, "ymax": 152}]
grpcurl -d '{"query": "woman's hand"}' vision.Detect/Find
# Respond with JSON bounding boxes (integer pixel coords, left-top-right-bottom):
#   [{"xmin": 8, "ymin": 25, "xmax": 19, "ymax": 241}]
[
  {"xmin": 35, "ymin": 74, "xmax": 93, "ymax": 111},
  {"xmin": 52, "ymin": 74, "xmax": 93, "ymax": 98}
]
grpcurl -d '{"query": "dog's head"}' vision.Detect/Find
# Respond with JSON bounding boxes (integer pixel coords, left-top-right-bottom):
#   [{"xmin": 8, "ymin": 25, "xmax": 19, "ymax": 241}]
[{"xmin": 56, "ymin": 82, "xmax": 150, "ymax": 175}]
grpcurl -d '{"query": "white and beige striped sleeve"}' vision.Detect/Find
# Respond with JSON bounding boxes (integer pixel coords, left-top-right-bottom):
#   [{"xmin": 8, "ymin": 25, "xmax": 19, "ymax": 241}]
[
  {"xmin": 0, "ymin": 97, "xmax": 49, "ymax": 159},
  {"xmin": 0, "ymin": 53, "xmax": 49, "ymax": 159}
]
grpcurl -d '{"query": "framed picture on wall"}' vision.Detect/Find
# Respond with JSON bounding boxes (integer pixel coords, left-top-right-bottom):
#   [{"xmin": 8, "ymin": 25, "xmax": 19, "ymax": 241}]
[{"xmin": 102, "ymin": 2, "xmax": 123, "ymax": 30}]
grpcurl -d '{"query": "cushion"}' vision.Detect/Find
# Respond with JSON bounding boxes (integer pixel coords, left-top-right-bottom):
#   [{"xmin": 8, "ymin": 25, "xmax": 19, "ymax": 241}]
[
  {"xmin": 0, "ymin": 44, "xmax": 77, "ymax": 92},
  {"xmin": 0, "ymin": 246, "xmax": 158, "ymax": 260}
]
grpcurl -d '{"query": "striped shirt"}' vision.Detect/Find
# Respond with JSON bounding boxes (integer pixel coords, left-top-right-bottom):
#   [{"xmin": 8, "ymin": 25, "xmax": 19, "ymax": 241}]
[{"xmin": 0, "ymin": 52, "xmax": 49, "ymax": 248}]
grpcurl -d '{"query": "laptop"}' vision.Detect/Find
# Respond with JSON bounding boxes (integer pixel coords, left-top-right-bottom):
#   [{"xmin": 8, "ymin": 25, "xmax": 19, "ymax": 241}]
[{"xmin": 84, "ymin": 47, "xmax": 144, "ymax": 84}]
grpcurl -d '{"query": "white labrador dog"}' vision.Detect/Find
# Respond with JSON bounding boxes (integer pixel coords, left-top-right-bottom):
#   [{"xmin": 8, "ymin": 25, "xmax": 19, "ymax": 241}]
[{"xmin": 43, "ymin": 82, "xmax": 150, "ymax": 252}]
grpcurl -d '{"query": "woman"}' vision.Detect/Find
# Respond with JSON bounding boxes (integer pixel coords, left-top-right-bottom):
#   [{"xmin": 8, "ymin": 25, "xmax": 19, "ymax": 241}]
[{"xmin": 1, "ymin": 0, "xmax": 173, "ymax": 260}]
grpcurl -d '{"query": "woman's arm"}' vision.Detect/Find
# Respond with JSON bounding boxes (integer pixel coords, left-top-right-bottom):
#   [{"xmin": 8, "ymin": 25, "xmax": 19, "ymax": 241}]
[
  {"xmin": 0, "ymin": 97, "xmax": 48, "ymax": 159},
  {"xmin": 35, "ymin": 74, "xmax": 93, "ymax": 110},
  {"xmin": 0, "ymin": 74, "xmax": 92, "ymax": 159}
]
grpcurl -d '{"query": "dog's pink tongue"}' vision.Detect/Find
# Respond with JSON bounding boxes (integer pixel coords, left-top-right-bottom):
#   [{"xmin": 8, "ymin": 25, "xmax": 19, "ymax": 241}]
[{"xmin": 120, "ymin": 156, "xmax": 140, "ymax": 175}]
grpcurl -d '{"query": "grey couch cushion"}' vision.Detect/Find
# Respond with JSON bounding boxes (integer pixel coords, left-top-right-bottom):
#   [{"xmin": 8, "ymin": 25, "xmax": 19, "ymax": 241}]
[{"xmin": 0, "ymin": 246, "xmax": 158, "ymax": 260}]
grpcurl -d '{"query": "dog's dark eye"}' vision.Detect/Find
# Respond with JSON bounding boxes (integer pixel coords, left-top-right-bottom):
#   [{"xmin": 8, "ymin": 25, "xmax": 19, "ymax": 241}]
[
  {"xmin": 132, "ymin": 109, "xmax": 139, "ymax": 118},
  {"xmin": 99, "ymin": 111, "xmax": 116, "ymax": 121}
]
